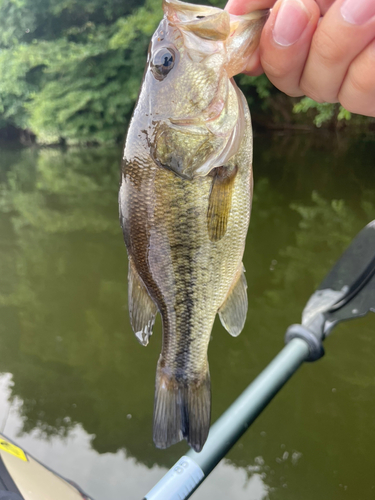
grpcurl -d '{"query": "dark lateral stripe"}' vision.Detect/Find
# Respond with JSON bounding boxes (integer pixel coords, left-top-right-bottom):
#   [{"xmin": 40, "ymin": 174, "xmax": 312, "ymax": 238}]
[{"xmin": 169, "ymin": 185, "xmax": 199, "ymax": 373}]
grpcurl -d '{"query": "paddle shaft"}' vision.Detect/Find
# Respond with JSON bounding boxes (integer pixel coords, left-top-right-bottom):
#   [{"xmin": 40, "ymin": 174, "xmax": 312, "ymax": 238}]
[{"xmin": 144, "ymin": 337, "xmax": 310, "ymax": 500}]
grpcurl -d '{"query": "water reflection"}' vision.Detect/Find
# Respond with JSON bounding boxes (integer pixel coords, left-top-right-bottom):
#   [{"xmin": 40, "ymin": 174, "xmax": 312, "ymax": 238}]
[
  {"xmin": 0, "ymin": 373, "xmax": 269, "ymax": 499},
  {"xmin": 0, "ymin": 136, "xmax": 375, "ymax": 499}
]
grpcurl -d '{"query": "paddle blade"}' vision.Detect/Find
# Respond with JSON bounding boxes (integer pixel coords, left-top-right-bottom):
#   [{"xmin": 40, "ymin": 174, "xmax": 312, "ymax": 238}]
[{"xmin": 302, "ymin": 221, "xmax": 375, "ymax": 335}]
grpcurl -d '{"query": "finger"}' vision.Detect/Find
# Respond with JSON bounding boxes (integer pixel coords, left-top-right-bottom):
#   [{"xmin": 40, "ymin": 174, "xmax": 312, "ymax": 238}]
[
  {"xmin": 338, "ymin": 39, "xmax": 375, "ymax": 116},
  {"xmin": 315, "ymin": 0, "xmax": 334, "ymax": 15},
  {"xmin": 300, "ymin": 0, "xmax": 375, "ymax": 103},
  {"xmin": 225, "ymin": 0, "xmax": 275, "ymax": 15},
  {"xmin": 242, "ymin": 47, "xmax": 265, "ymax": 75},
  {"xmin": 258, "ymin": 0, "xmax": 321, "ymax": 97}
]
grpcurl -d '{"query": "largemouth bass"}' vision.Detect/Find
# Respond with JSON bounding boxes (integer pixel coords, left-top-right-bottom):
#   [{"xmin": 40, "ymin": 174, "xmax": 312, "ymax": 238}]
[{"xmin": 119, "ymin": 0, "xmax": 268, "ymax": 452}]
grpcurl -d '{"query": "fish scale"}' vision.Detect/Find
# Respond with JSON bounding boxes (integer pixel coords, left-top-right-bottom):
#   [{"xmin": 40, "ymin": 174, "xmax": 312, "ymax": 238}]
[{"xmin": 119, "ymin": 0, "xmax": 268, "ymax": 452}]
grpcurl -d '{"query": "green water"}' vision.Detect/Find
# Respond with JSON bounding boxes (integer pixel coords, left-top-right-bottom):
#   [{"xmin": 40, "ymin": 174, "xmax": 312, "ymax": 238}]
[{"xmin": 0, "ymin": 133, "xmax": 375, "ymax": 499}]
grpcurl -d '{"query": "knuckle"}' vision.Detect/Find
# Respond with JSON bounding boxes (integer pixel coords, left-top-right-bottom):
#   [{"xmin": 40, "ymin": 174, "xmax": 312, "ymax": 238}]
[
  {"xmin": 311, "ymin": 29, "xmax": 345, "ymax": 69},
  {"xmin": 339, "ymin": 93, "xmax": 375, "ymax": 116},
  {"xmin": 339, "ymin": 66, "xmax": 375, "ymax": 115},
  {"xmin": 299, "ymin": 75, "xmax": 339, "ymax": 104},
  {"xmin": 261, "ymin": 57, "xmax": 290, "ymax": 82},
  {"xmin": 299, "ymin": 80, "xmax": 325, "ymax": 103},
  {"xmin": 285, "ymin": 89, "xmax": 304, "ymax": 98},
  {"xmin": 346, "ymin": 69, "xmax": 372, "ymax": 96}
]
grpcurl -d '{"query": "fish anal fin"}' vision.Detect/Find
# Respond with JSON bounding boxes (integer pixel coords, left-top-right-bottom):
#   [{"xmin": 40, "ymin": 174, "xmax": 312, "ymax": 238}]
[
  {"xmin": 153, "ymin": 359, "xmax": 211, "ymax": 452},
  {"xmin": 219, "ymin": 265, "xmax": 248, "ymax": 337},
  {"xmin": 128, "ymin": 259, "xmax": 158, "ymax": 346},
  {"xmin": 207, "ymin": 165, "xmax": 237, "ymax": 242}
]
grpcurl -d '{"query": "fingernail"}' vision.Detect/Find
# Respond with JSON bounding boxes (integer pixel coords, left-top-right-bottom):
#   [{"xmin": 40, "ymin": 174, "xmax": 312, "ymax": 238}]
[
  {"xmin": 341, "ymin": 0, "xmax": 375, "ymax": 25},
  {"xmin": 273, "ymin": 0, "xmax": 310, "ymax": 47}
]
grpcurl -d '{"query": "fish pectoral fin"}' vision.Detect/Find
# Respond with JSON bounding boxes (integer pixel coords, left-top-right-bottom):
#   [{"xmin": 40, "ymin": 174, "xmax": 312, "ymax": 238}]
[
  {"xmin": 218, "ymin": 264, "xmax": 248, "ymax": 337},
  {"xmin": 128, "ymin": 259, "xmax": 158, "ymax": 346},
  {"xmin": 207, "ymin": 165, "xmax": 237, "ymax": 242}
]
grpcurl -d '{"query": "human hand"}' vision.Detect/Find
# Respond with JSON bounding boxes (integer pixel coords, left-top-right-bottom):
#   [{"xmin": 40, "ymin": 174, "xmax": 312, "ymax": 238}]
[{"xmin": 225, "ymin": 0, "xmax": 375, "ymax": 117}]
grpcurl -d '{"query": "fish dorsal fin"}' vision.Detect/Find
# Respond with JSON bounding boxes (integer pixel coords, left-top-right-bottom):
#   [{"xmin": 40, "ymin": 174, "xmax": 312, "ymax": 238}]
[
  {"xmin": 207, "ymin": 165, "xmax": 237, "ymax": 242},
  {"xmin": 218, "ymin": 265, "xmax": 248, "ymax": 336},
  {"xmin": 128, "ymin": 259, "xmax": 158, "ymax": 346}
]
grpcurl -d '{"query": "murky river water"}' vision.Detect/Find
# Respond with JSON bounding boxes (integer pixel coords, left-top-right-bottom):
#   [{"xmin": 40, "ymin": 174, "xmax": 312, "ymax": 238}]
[{"xmin": 0, "ymin": 133, "xmax": 375, "ymax": 499}]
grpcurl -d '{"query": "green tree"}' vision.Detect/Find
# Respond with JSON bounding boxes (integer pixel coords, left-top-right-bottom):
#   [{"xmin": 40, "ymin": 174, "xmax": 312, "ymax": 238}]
[
  {"xmin": 0, "ymin": 0, "xmax": 162, "ymax": 143},
  {"xmin": 1, "ymin": 0, "xmax": 374, "ymax": 144}
]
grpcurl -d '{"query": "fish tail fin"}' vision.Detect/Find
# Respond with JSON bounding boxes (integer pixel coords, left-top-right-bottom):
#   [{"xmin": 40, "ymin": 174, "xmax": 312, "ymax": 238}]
[{"xmin": 153, "ymin": 358, "xmax": 211, "ymax": 452}]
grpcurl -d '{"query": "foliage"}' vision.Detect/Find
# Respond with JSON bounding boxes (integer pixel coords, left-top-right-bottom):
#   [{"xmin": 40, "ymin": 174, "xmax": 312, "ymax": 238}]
[
  {"xmin": 0, "ymin": 0, "xmax": 161, "ymax": 144},
  {"xmin": 0, "ymin": 0, "xmax": 374, "ymax": 143},
  {"xmin": 293, "ymin": 98, "xmax": 351, "ymax": 127},
  {"xmin": 237, "ymin": 74, "xmax": 272, "ymax": 101}
]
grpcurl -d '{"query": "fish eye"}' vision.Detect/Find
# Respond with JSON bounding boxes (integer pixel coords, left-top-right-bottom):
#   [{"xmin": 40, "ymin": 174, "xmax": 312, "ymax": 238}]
[{"xmin": 151, "ymin": 48, "xmax": 175, "ymax": 81}]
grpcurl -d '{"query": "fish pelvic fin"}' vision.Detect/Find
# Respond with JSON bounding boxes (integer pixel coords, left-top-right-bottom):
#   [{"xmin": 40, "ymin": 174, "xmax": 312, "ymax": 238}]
[
  {"xmin": 207, "ymin": 165, "xmax": 237, "ymax": 242},
  {"xmin": 218, "ymin": 264, "xmax": 248, "ymax": 337},
  {"xmin": 128, "ymin": 259, "xmax": 158, "ymax": 346},
  {"xmin": 153, "ymin": 359, "xmax": 211, "ymax": 452}
]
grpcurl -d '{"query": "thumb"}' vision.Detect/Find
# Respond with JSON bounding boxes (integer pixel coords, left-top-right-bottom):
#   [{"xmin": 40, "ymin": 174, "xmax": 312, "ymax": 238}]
[
  {"xmin": 259, "ymin": 0, "xmax": 320, "ymax": 96},
  {"xmin": 225, "ymin": 0, "xmax": 275, "ymax": 16}
]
